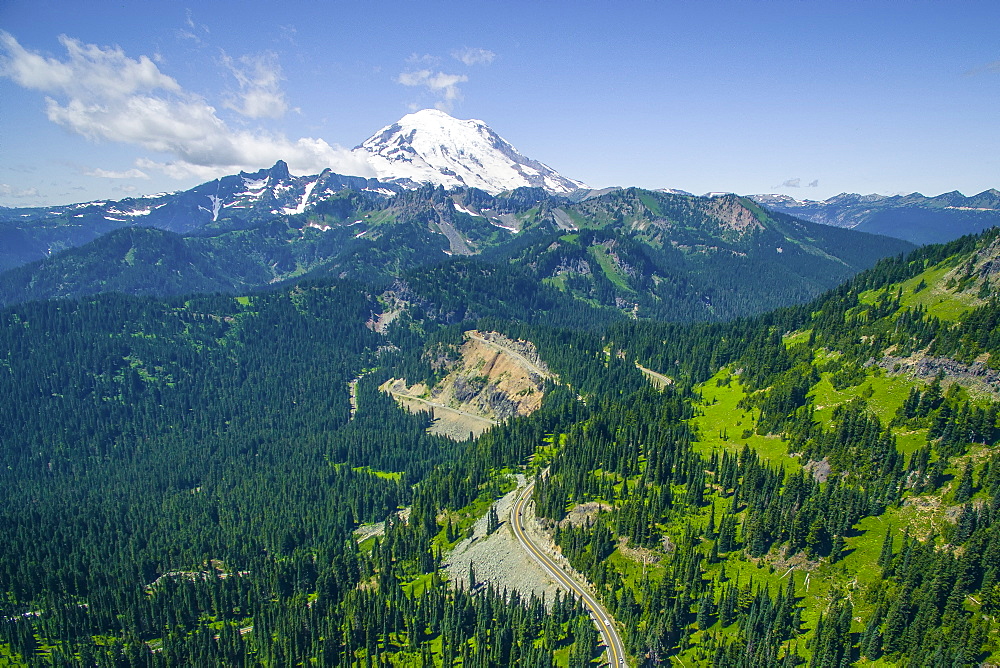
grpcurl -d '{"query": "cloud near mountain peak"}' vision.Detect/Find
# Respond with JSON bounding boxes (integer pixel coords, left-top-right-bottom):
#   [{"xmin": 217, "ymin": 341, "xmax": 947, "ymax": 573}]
[{"xmin": 0, "ymin": 31, "xmax": 373, "ymax": 181}]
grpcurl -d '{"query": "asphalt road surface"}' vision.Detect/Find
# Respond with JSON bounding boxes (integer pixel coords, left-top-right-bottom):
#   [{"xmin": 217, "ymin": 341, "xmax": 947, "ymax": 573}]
[{"xmin": 510, "ymin": 482, "xmax": 628, "ymax": 667}]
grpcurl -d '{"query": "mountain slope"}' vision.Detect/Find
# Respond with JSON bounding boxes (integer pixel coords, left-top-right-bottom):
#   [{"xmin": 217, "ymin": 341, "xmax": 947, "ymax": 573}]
[
  {"xmin": 0, "ymin": 205, "xmax": 448, "ymax": 307},
  {"xmin": 752, "ymin": 189, "xmax": 1000, "ymax": 245},
  {"xmin": 525, "ymin": 229, "xmax": 1000, "ymax": 664},
  {"xmin": 0, "ymin": 227, "xmax": 255, "ymax": 304},
  {"xmin": 484, "ymin": 188, "xmax": 915, "ymax": 321},
  {"xmin": 0, "ymin": 276, "xmax": 633, "ymax": 665},
  {"xmin": 2, "ymin": 232, "xmax": 999, "ymax": 664},
  {"xmin": 0, "ymin": 186, "xmax": 914, "ymax": 322},
  {"xmin": 354, "ymin": 109, "xmax": 587, "ymax": 195}
]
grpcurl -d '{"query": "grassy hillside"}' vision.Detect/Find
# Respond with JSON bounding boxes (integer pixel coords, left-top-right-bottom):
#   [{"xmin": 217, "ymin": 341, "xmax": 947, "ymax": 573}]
[{"xmin": 529, "ymin": 228, "xmax": 1000, "ymax": 665}]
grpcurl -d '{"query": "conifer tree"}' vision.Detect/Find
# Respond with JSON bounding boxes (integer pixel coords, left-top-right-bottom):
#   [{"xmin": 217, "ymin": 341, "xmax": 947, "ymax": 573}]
[
  {"xmin": 486, "ymin": 505, "xmax": 500, "ymax": 534},
  {"xmin": 954, "ymin": 460, "xmax": 974, "ymax": 504}
]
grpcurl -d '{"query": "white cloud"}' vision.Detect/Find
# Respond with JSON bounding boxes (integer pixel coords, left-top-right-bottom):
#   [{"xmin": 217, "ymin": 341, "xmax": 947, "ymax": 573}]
[
  {"xmin": 406, "ymin": 53, "xmax": 441, "ymax": 66},
  {"xmin": 178, "ymin": 9, "xmax": 210, "ymax": 44},
  {"xmin": 135, "ymin": 135, "xmax": 375, "ymax": 181},
  {"xmin": 220, "ymin": 50, "xmax": 289, "ymax": 119},
  {"xmin": 0, "ymin": 32, "xmax": 373, "ymax": 180},
  {"xmin": 397, "ymin": 49, "xmax": 494, "ymax": 111},
  {"xmin": 397, "ymin": 69, "xmax": 468, "ymax": 110},
  {"xmin": 0, "ymin": 32, "xmax": 181, "ymax": 99},
  {"xmin": 965, "ymin": 60, "xmax": 1000, "ymax": 76},
  {"xmin": 773, "ymin": 178, "xmax": 820, "ymax": 189},
  {"xmin": 86, "ymin": 168, "xmax": 150, "ymax": 179},
  {"xmin": 277, "ymin": 25, "xmax": 298, "ymax": 46},
  {"xmin": 397, "ymin": 70, "xmax": 468, "ymax": 99},
  {"xmin": 452, "ymin": 47, "xmax": 495, "ymax": 66},
  {"xmin": 0, "ymin": 183, "xmax": 40, "ymax": 198}
]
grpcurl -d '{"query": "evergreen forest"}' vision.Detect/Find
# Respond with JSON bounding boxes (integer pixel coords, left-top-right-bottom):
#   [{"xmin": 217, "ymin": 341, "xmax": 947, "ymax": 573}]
[{"xmin": 2, "ymin": 214, "xmax": 999, "ymax": 666}]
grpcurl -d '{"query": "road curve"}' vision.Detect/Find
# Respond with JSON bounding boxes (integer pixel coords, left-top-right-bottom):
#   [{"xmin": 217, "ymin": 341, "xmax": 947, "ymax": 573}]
[
  {"xmin": 634, "ymin": 362, "xmax": 672, "ymax": 390},
  {"xmin": 510, "ymin": 482, "xmax": 628, "ymax": 667}
]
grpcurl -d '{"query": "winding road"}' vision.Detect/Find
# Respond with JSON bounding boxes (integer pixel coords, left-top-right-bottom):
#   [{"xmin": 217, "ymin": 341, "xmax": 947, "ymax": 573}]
[
  {"xmin": 386, "ymin": 391, "xmax": 496, "ymax": 427},
  {"xmin": 635, "ymin": 362, "xmax": 672, "ymax": 390},
  {"xmin": 510, "ymin": 482, "xmax": 628, "ymax": 667}
]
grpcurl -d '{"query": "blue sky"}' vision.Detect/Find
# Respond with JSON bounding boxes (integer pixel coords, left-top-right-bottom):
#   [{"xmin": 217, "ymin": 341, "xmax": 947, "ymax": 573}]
[{"xmin": 2, "ymin": 0, "xmax": 999, "ymax": 206}]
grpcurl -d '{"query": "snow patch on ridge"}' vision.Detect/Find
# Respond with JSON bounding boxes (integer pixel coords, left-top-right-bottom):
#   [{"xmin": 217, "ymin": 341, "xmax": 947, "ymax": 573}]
[
  {"xmin": 283, "ymin": 179, "xmax": 318, "ymax": 215},
  {"xmin": 199, "ymin": 194, "xmax": 224, "ymax": 222},
  {"xmin": 452, "ymin": 202, "xmax": 479, "ymax": 216}
]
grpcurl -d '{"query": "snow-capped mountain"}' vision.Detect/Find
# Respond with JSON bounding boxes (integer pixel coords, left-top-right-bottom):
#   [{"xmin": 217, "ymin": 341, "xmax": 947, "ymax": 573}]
[
  {"xmin": 2, "ymin": 110, "xmax": 588, "ymax": 264},
  {"xmin": 353, "ymin": 109, "xmax": 587, "ymax": 195},
  {"xmin": 0, "ymin": 162, "xmax": 400, "ymax": 237}
]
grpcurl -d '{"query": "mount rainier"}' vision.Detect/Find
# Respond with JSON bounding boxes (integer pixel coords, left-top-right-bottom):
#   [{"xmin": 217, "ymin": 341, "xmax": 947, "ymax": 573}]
[{"xmin": 353, "ymin": 109, "xmax": 587, "ymax": 195}]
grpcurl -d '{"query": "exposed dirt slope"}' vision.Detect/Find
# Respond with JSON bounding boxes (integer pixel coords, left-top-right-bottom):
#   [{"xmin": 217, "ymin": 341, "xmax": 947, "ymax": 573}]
[{"xmin": 383, "ymin": 330, "xmax": 551, "ymax": 439}]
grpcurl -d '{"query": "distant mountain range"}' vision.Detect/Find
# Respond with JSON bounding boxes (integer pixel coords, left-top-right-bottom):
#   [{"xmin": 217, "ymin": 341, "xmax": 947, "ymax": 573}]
[
  {"xmin": 750, "ymin": 190, "xmax": 1000, "ymax": 245},
  {"xmin": 0, "ymin": 162, "xmax": 398, "ymax": 273},
  {"xmin": 2, "ymin": 109, "xmax": 996, "ymax": 280}
]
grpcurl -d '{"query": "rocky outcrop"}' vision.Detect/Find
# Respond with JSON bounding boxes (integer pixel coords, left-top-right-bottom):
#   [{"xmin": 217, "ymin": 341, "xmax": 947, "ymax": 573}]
[{"xmin": 876, "ymin": 353, "xmax": 1000, "ymax": 398}]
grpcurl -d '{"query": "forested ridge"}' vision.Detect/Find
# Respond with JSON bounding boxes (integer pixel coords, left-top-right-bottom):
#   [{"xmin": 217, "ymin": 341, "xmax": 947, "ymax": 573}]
[
  {"xmin": 0, "ymin": 184, "xmax": 913, "ymax": 329},
  {"xmin": 1, "ymin": 227, "xmax": 998, "ymax": 666},
  {"xmin": 0, "ymin": 280, "xmax": 624, "ymax": 665}
]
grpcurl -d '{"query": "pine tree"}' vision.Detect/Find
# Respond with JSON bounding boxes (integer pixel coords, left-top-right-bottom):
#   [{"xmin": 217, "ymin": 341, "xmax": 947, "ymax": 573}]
[
  {"xmin": 486, "ymin": 506, "xmax": 500, "ymax": 534},
  {"xmin": 696, "ymin": 590, "xmax": 714, "ymax": 631},
  {"xmin": 862, "ymin": 616, "xmax": 882, "ymax": 660},
  {"xmin": 705, "ymin": 502, "xmax": 717, "ymax": 538},
  {"xmin": 877, "ymin": 525, "xmax": 895, "ymax": 577},
  {"xmin": 829, "ymin": 534, "xmax": 846, "ymax": 563},
  {"xmin": 954, "ymin": 460, "xmax": 974, "ymax": 504}
]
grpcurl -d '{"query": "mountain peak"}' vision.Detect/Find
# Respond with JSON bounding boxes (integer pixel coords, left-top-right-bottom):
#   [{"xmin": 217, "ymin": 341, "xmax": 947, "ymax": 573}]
[
  {"xmin": 268, "ymin": 160, "xmax": 291, "ymax": 181},
  {"xmin": 239, "ymin": 160, "xmax": 292, "ymax": 184},
  {"xmin": 401, "ymin": 108, "xmax": 468, "ymax": 122},
  {"xmin": 353, "ymin": 110, "xmax": 587, "ymax": 195}
]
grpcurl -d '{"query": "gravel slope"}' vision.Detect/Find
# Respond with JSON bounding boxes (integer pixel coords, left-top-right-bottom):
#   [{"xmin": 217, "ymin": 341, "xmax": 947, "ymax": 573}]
[{"xmin": 443, "ymin": 476, "xmax": 586, "ymax": 608}]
